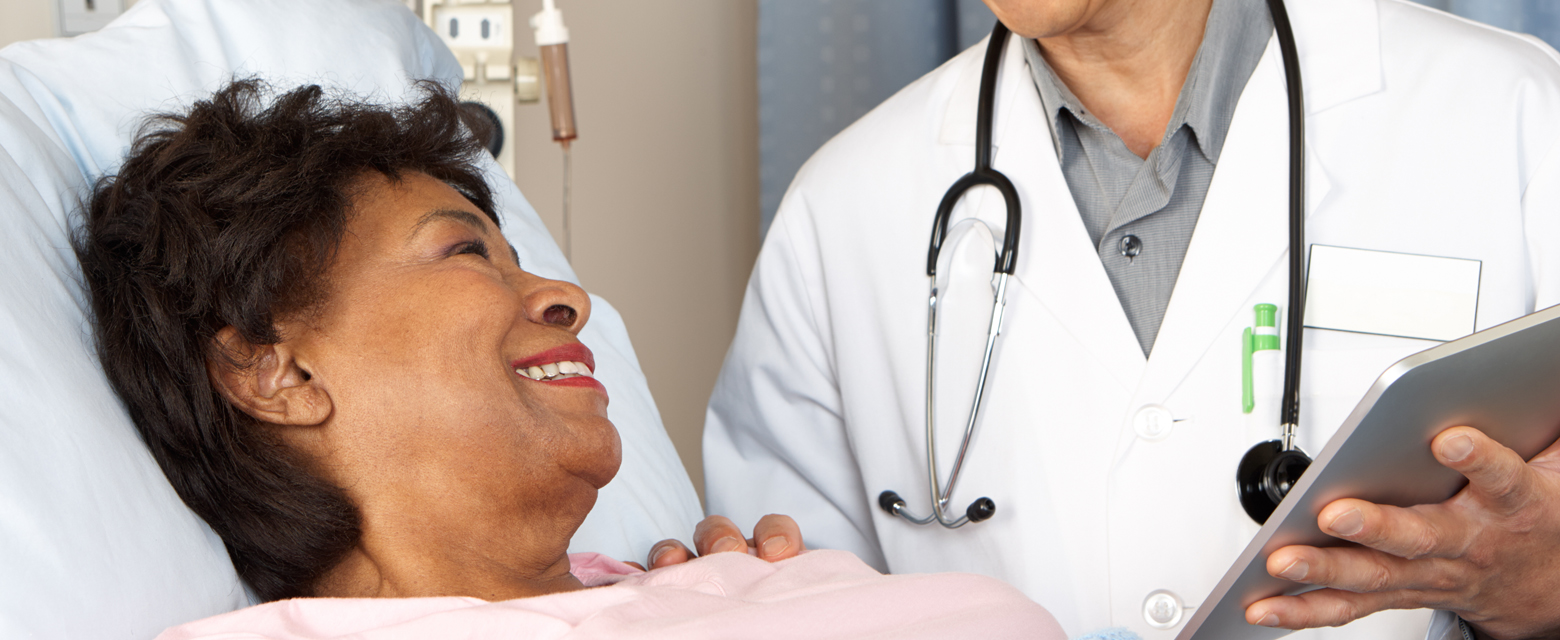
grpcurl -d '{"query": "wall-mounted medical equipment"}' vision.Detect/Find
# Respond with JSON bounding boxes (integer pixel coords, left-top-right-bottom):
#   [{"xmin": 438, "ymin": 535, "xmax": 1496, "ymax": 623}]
[
  {"xmin": 417, "ymin": 0, "xmax": 542, "ymax": 179},
  {"xmin": 414, "ymin": 0, "xmax": 577, "ymax": 258},
  {"xmin": 56, "ymin": 0, "xmax": 124, "ymax": 36},
  {"xmin": 878, "ymin": 0, "xmax": 1312, "ymax": 530}
]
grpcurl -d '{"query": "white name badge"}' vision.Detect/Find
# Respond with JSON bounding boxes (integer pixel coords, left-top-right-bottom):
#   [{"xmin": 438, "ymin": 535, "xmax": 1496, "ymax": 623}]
[{"xmin": 1303, "ymin": 245, "xmax": 1481, "ymax": 342}]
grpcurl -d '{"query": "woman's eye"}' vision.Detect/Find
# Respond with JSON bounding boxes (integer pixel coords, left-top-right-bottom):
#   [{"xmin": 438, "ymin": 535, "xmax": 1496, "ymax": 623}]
[{"xmin": 455, "ymin": 240, "xmax": 491, "ymax": 260}]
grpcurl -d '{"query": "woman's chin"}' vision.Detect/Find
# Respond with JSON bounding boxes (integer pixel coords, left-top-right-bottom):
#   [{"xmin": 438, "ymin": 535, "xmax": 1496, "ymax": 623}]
[{"xmin": 570, "ymin": 417, "xmax": 623, "ymax": 490}]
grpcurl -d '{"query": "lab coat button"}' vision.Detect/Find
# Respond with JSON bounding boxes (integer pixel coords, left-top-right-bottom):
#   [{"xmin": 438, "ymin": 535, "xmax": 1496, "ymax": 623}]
[
  {"xmin": 1133, "ymin": 405, "xmax": 1175, "ymax": 441},
  {"xmin": 1143, "ymin": 590, "xmax": 1185, "ymax": 629}
]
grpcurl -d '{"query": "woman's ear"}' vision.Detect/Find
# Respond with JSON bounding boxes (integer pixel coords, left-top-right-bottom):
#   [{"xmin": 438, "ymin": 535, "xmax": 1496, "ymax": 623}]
[{"xmin": 208, "ymin": 326, "xmax": 332, "ymax": 426}]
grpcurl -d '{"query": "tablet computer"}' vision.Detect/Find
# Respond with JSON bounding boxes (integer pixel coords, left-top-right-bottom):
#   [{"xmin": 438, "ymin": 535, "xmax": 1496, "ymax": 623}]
[{"xmin": 1178, "ymin": 303, "xmax": 1560, "ymax": 640}]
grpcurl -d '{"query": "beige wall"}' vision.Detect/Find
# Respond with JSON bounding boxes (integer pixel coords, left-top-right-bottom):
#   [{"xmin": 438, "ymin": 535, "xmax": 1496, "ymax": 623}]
[
  {"xmin": 0, "ymin": 0, "xmax": 53, "ymax": 48},
  {"xmin": 511, "ymin": 1, "xmax": 759, "ymax": 505}
]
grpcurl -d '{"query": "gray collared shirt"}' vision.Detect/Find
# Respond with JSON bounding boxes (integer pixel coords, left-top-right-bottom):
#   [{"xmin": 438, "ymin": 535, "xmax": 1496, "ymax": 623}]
[{"xmin": 1020, "ymin": 0, "xmax": 1272, "ymax": 356}]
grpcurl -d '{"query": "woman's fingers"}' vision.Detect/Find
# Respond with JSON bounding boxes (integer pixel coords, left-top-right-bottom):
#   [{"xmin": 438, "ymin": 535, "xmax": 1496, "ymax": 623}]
[
  {"xmin": 650, "ymin": 514, "xmax": 806, "ymax": 569},
  {"xmin": 647, "ymin": 539, "xmax": 693, "ymax": 569},
  {"xmin": 752, "ymin": 514, "xmax": 805, "ymax": 561},
  {"xmin": 693, "ymin": 515, "xmax": 749, "ymax": 556}
]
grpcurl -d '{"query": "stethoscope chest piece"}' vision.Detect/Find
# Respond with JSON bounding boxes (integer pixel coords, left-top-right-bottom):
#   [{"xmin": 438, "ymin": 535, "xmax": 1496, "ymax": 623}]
[{"xmin": 1236, "ymin": 439, "xmax": 1313, "ymax": 524}]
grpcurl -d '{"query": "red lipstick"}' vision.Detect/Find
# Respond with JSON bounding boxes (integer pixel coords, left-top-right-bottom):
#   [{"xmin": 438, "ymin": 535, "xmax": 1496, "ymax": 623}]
[
  {"xmin": 512, "ymin": 343, "xmax": 607, "ymax": 399},
  {"xmin": 513, "ymin": 343, "xmax": 595, "ymax": 372}
]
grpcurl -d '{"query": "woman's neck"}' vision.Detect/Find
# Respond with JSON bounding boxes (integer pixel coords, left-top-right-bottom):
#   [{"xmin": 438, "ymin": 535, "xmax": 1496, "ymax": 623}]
[
  {"xmin": 1036, "ymin": 0, "xmax": 1215, "ymax": 157},
  {"xmin": 311, "ymin": 499, "xmax": 591, "ymax": 600},
  {"xmin": 314, "ymin": 541, "xmax": 584, "ymax": 600}
]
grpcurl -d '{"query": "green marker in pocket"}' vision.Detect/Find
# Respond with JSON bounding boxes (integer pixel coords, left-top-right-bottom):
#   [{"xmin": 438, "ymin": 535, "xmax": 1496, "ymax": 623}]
[{"xmin": 1242, "ymin": 303, "xmax": 1280, "ymax": 414}]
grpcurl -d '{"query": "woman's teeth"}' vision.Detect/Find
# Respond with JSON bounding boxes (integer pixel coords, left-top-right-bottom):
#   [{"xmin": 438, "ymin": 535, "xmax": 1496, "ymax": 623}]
[{"xmin": 516, "ymin": 361, "xmax": 594, "ymax": 381}]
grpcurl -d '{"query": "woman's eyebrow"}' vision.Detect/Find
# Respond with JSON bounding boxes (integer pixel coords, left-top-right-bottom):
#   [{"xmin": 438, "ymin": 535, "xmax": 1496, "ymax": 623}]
[{"xmin": 410, "ymin": 208, "xmax": 490, "ymax": 239}]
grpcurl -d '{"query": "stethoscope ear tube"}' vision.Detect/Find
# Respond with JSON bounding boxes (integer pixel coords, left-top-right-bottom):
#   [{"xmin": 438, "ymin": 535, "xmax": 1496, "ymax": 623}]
[
  {"xmin": 928, "ymin": 172, "xmax": 1021, "ymax": 276},
  {"xmin": 926, "ymin": 21, "xmax": 1020, "ymax": 278}
]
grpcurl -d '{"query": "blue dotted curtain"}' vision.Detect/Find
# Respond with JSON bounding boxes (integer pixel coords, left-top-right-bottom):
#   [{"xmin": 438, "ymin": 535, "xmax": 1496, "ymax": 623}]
[
  {"xmin": 757, "ymin": 0, "xmax": 1560, "ymax": 237},
  {"xmin": 1410, "ymin": 0, "xmax": 1560, "ymax": 47},
  {"xmin": 756, "ymin": 0, "xmax": 996, "ymax": 236}
]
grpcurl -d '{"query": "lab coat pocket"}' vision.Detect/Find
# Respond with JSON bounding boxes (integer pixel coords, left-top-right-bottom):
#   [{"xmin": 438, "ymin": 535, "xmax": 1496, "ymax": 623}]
[{"xmin": 1296, "ymin": 330, "xmax": 1440, "ymax": 451}]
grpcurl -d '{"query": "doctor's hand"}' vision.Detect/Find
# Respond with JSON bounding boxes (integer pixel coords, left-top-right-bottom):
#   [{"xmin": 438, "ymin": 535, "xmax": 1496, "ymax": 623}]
[
  {"xmin": 642, "ymin": 514, "xmax": 806, "ymax": 570},
  {"xmin": 1246, "ymin": 426, "xmax": 1560, "ymax": 639}
]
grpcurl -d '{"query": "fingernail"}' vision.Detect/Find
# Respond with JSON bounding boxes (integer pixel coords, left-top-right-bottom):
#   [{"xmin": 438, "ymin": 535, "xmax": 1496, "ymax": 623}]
[
  {"xmin": 1257, "ymin": 613, "xmax": 1281, "ymax": 627},
  {"xmin": 712, "ymin": 537, "xmax": 745, "ymax": 554},
  {"xmin": 650, "ymin": 545, "xmax": 672, "ymax": 567},
  {"xmin": 760, "ymin": 536, "xmax": 791, "ymax": 559},
  {"xmin": 1442, "ymin": 434, "xmax": 1474, "ymax": 462},
  {"xmin": 1277, "ymin": 559, "xmax": 1309, "ymax": 581},
  {"xmin": 1328, "ymin": 508, "xmax": 1364, "ymax": 537}
]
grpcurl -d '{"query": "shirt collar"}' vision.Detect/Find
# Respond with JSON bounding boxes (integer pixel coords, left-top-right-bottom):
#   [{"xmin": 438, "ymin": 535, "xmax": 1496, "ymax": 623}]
[{"xmin": 1020, "ymin": 0, "xmax": 1272, "ymax": 164}]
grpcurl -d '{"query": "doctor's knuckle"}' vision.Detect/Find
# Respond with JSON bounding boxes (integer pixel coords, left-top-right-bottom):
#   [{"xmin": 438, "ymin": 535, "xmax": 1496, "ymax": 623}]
[
  {"xmin": 1461, "ymin": 543, "xmax": 1500, "ymax": 572},
  {"xmin": 1406, "ymin": 524, "xmax": 1442, "ymax": 560},
  {"xmin": 1362, "ymin": 560, "xmax": 1396, "ymax": 592},
  {"xmin": 1424, "ymin": 568, "xmax": 1461, "ymax": 592},
  {"xmin": 1328, "ymin": 599, "xmax": 1366, "ymax": 626},
  {"xmin": 1480, "ymin": 465, "xmax": 1527, "ymax": 501}
]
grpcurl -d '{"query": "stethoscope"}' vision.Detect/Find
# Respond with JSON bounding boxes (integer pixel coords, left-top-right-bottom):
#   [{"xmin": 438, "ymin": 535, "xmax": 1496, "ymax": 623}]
[{"xmin": 878, "ymin": 0, "xmax": 1311, "ymax": 529}]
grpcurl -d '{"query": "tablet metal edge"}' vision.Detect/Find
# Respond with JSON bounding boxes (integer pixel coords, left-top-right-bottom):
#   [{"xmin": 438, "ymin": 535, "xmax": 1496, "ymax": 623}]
[{"xmin": 1176, "ymin": 304, "xmax": 1560, "ymax": 640}]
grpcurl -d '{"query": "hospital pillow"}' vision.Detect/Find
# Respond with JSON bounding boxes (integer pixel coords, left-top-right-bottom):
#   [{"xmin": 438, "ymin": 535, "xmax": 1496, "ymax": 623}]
[{"xmin": 0, "ymin": 1, "xmax": 701, "ymax": 638}]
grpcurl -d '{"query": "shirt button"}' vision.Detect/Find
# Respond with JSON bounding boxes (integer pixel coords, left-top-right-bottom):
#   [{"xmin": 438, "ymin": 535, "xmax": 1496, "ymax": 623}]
[
  {"xmin": 1143, "ymin": 590, "xmax": 1185, "ymax": 629},
  {"xmin": 1133, "ymin": 405, "xmax": 1175, "ymax": 441},
  {"xmin": 1119, "ymin": 234, "xmax": 1143, "ymax": 260}
]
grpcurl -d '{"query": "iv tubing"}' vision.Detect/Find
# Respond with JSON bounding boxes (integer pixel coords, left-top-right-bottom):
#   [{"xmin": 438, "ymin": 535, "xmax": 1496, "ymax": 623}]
[{"xmin": 570, "ymin": 145, "xmax": 577, "ymax": 260}]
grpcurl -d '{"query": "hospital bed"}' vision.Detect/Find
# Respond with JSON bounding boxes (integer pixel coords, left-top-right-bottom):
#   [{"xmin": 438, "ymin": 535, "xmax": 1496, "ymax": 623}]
[{"xmin": 0, "ymin": 1, "xmax": 702, "ymax": 637}]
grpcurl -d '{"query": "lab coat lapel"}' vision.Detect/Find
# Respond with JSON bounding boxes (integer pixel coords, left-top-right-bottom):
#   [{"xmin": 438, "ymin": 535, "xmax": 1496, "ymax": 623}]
[
  {"xmin": 978, "ymin": 36, "xmax": 1149, "ymax": 391},
  {"xmin": 937, "ymin": 34, "xmax": 1147, "ymax": 391},
  {"xmin": 1128, "ymin": 0, "xmax": 1373, "ymax": 424},
  {"xmin": 1136, "ymin": 42, "xmax": 1294, "ymax": 409}
]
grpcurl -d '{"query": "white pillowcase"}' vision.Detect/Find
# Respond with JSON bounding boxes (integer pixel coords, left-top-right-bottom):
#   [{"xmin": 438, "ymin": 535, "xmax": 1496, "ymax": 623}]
[{"xmin": 0, "ymin": 1, "xmax": 701, "ymax": 638}]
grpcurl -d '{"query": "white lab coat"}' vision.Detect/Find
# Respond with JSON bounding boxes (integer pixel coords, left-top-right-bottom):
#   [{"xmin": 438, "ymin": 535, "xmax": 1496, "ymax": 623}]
[{"xmin": 705, "ymin": 0, "xmax": 1560, "ymax": 638}]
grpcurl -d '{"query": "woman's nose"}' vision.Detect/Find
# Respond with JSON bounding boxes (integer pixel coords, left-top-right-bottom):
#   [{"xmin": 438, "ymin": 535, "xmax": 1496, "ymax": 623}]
[{"xmin": 522, "ymin": 276, "xmax": 591, "ymax": 334}]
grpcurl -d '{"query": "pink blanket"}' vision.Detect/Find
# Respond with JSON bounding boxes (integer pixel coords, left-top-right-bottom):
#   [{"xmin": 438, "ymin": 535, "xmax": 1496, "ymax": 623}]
[{"xmin": 157, "ymin": 550, "xmax": 1063, "ymax": 639}]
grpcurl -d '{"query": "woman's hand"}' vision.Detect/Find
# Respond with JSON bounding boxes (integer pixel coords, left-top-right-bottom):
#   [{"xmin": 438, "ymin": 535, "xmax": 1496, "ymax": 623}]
[{"xmin": 643, "ymin": 514, "xmax": 805, "ymax": 570}]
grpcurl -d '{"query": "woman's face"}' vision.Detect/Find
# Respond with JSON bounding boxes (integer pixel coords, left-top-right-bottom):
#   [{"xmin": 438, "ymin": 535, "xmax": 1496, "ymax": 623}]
[{"xmin": 272, "ymin": 171, "xmax": 619, "ymax": 550}]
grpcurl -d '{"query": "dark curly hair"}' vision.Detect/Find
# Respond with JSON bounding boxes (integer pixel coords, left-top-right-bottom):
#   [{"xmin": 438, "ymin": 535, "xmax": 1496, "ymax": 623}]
[{"xmin": 74, "ymin": 79, "xmax": 499, "ymax": 602}]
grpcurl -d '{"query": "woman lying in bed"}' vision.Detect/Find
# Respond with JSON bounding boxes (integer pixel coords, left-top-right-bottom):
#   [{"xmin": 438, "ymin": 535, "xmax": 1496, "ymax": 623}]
[{"xmin": 74, "ymin": 80, "xmax": 1063, "ymax": 639}]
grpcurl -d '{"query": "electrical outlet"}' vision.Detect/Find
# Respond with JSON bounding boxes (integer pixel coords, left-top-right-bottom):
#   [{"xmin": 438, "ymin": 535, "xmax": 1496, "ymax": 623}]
[
  {"xmin": 56, "ymin": 0, "xmax": 124, "ymax": 36},
  {"xmin": 431, "ymin": 3, "xmax": 513, "ymax": 53}
]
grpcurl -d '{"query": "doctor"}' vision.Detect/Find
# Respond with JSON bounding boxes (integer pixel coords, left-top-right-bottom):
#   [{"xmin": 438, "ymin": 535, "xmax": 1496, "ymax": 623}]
[{"xmin": 702, "ymin": 0, "xmax": 1560, "ymax": 638}]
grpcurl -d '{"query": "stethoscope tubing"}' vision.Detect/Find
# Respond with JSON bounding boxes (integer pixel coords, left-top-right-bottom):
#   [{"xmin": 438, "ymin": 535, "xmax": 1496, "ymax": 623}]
[
  {"xmin": 886, "ymin": 0, "xmax": 1309, "ymax": 529},
  {"xmin": 927, "ymin": 22, "xmax": 1021, "ymax": 278},
  {"xmin": 1270, "ymin": 0, "xmax": 1308, "ymax": 443}
]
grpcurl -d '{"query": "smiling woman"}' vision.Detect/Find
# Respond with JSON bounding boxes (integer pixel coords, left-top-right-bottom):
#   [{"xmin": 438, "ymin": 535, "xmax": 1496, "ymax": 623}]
[
  {"xmin": 241, "ymin": 169, "xmax": 621, "ymax": 601},
  {"xmin": 76, "ymin": 79, "xmax": 517, "ymax": 602},
  {"xmin": 74, "ymin": 80, "xmax": 1064, "ymax": 639}
]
